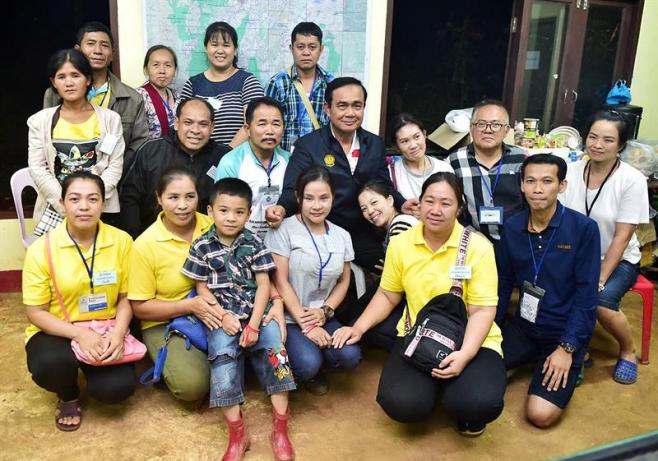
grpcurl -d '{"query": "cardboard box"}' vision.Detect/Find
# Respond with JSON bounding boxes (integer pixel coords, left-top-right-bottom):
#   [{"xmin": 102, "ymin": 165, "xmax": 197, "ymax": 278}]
[{"xmin": 428, "ymin": 123, "xmax": 516, "ymax": 152}]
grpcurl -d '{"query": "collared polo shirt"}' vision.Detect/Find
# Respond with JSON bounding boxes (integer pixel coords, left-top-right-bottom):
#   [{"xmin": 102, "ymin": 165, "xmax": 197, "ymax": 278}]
[
  {"xmin": 22, "ymin": 220, "xmax": 132, "ymax": 342},
  {"xmin": 215, "ymin": 141, "xmax": 290, "ymax": 238},
  {"xmin": 128, "ymin": 212, "xmax": 213, "ymax": 330},
  {"xmin": 497, "ymin": 202, "xmax": 601, "ymax": 348},
  {"xmin": 380, "ymin": 221, "xmax": 502, "ymax": 355},
  {"xmin": 449, "ymin": 143, "xmax": 526, "ymax": 241},
  {"xmin": 181, "ymin": 227, "xmax": 275, "ymax": 318}
]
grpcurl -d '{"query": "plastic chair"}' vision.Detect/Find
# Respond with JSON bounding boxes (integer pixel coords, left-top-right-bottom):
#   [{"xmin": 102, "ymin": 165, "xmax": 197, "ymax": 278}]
[
  {"xmin": 10, "ymin": 167, "xmax": 37, "ymax": 248},
  {"xmin": 628, "ymin": 274, "xmax": 654, "ymax": 365}
]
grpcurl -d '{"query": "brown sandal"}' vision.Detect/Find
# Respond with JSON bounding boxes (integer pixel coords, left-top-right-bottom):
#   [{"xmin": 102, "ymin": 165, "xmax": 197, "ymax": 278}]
[{"xmin": 55, "ymin": 399, "xmax": 82, "ymax": 432}]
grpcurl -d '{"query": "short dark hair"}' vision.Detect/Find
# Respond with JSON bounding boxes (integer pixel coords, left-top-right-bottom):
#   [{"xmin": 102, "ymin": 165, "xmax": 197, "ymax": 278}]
[
  {"xmin": 325, "ymin": 77, "xmax": 368, "ymax": 106},
  {"xmin": 176, "ymin": 97, "xmax": 214, "ymax": 121},
  {"xmin": 419, "ymin": 172, "xmax": 464, "ymax": 210},
  {"xmin": 389, "ymin": 113, "xmax": 426, "ymax": 146},
  {"xmin": 61, "ymin": 171, "xmax": 105, "ymax": 200},
  {"xmin": 359, "ymin": 180, "xmax": 400, "ymax": 212},
  {"xmin": 245, "ymin": 97, "xmax": 284, "ymax": 125},
  {"xmin": 204, "ymin": 22, "xmax": 239, "ymax": 67},
  {"xmin": 47, "ymin": 49, "xmax": 93, "ymax": 93},
  {"xmin": 76, "ymin": 21, "xmax": 114, "ymax": 48},
  {"xmin": 521, "ymin": 154, "xmax": 567, "ymax": 182},
  {"xmin": 143, "ymin": 44, "xmax": 178, "ymax": 70},
  {"xmin": 472, "ymin": 98, "xmax": 510, "ymax": 123},
  {"xmin": 295, "ymin": 165, "xmax": 335, "ymax": 207},
  {"xmin": 585, "ymin": 109, "xmax": 630, "ymax": 151},
  {"xmin": 210, "ymin": 178, "xmax": 252, "ymax": 208},
  {"xmin": 291, "ymin": 22, "xmax": 323, "ymax": 44},
  {"xmin": 155, "ymin": 165, "xmax": 199, "ymax": 198}
]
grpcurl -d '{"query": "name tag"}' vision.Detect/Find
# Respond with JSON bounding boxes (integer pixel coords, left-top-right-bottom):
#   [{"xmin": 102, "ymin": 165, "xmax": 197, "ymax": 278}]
[
  {"xmin": 257, "ymin": 184, "xmax": 281, "ymax": 205},
  {"xmin": 479, "ymin": 206, "xmax": 504, "ymax": 225},
  {"xmin": 449, "ymin": 265, "xmax": 472, "ymax": 280},
  {"xmin": 207, "ymin": 165, "xmax": 217, "ymax": 179},
  {"xmin": 94, "ymin": 271, "xmax": 117, "ymax": 286},
  {"xmin": 520, "ymin": 281, "xmax": 545, "ymax": 323},
  {"xmin": 99, "ymin": 134, "xmax": 119, "ymax": 154},
  {"xmin": 308, "ymin": 288, "xmax": 329, "ymax": 308},
  {"xmin": 79, "ymin": 293, "xmax": 108, "ymax": 313}
]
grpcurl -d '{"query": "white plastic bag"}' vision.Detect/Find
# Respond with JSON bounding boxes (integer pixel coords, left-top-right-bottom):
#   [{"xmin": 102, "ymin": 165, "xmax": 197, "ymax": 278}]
[{"xmin": 620, "ymin": 140, "xmax": 658, "ymax": 177}]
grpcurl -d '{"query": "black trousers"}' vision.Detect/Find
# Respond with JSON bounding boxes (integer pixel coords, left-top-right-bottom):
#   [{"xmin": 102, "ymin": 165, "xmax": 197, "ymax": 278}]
[
  {"xmin": 376, "ymin": 338, "xmax": 506, "ymax": 426},
  {"xmin": 25, "ymin": 332, "xmax": 135, "ymax": 403}
]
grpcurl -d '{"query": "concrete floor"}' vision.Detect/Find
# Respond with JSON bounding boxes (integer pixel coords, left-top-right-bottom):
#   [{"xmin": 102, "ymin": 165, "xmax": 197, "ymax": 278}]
[{"xmin": 1, "ymin": 290, "xmax": 657, "ymax": 461}]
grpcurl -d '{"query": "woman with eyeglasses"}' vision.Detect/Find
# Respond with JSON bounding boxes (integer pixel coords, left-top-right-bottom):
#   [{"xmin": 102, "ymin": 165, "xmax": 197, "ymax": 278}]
[{"xmin": 560, "ymin": 110, "xmax": 649, "ymax": 385}]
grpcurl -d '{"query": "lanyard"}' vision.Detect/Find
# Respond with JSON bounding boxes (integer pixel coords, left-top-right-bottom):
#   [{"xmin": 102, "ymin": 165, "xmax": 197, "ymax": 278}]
[
  {"xmin": 255, "ymin": 155, "xmax": 275, "ymax": 187},
  {"xmin": 527, "ymin": 206, "xmax": 564, "ymax": 285},
  {"xmin": 67, "ymin": 226, "xmax": 99, "ymax": 293},
  {"xmin": 584, "ymin": 159, "xmax": 619, "ymax": 217},
  {"xmin": 476, "ymin": 157, "xmax": 504, "ymax": 205},
  {"xmin": 300, "ymin": 217, "xmax": 332, "ymax": 288}
]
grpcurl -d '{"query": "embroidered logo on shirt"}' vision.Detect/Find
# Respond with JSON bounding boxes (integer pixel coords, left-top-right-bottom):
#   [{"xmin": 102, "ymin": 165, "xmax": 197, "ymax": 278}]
[
  {"xmin": 324, "ymin": 154, "xmax": 336, "ymax": 168},
  {"xmin": 556, "ymin": 244, "xmax": 572, "ymax": 250}
]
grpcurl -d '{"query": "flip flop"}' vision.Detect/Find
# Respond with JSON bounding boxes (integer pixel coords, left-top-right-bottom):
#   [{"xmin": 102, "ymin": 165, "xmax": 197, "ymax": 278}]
[
  {"xmin": 55, "ymin": 399, "xmax": 82, "ymax": 432},
  {"xmin": 613, "ymin": 358, "xmax": 638, "ymax": 385}
]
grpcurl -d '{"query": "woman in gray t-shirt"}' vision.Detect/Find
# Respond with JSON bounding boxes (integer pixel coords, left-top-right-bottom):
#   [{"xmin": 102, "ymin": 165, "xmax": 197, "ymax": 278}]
[{"xmin": 266, "ymin": 166, "xmax": 361, "ymax": 394}]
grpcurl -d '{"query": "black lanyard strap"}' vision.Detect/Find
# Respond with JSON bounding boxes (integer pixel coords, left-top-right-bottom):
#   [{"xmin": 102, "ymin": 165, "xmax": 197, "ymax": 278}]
[
  {"xmin": 67, "ymin": 226, "xmax": 99, "ymax": 293},
  {"xmin": 584, "ymin": 159, "xmax": 619, "ymax": 217}
]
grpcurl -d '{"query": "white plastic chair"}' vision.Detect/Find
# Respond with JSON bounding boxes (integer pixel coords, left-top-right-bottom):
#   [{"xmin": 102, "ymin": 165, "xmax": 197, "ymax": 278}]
[{"xmin": 10, "ymin": 168, "xmax": 37, "ymax": 247}]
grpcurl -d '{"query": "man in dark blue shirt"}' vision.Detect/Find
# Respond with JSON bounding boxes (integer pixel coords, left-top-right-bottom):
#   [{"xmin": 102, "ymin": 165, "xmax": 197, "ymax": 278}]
[{"xmin": 497, "ymin": 154, "xmax": 600, "ymax": 428}]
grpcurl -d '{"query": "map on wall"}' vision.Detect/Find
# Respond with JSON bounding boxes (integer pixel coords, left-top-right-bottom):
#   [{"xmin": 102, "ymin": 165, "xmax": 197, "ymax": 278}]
[{"xmin": 143, "ymin": 0, "xmax": 369, "ymax": 90}]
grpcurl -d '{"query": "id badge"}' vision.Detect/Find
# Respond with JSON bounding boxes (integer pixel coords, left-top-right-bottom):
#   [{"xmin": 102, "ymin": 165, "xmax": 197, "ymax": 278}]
[
  {"xmin": 94, "ymin": 271, "xmax": 117, "ymax": 286},
  {"xmin": 79, "ymin": 293, "xmax": 108, "ymax": 313},
  {"xmin": 520, "ymin": 281, "xmax": 545, "ymax": 323},
  {"xmin": 308, "ymin": 288, "xmax": 328, "ymax": 308},
  {"xmin": 99, "ymin": 134, "xmax": 119, "ymax": 154},
  {"xmin": 479, "ymin": 206, "xmax": 504, "ymax": 225},
  {"xmin": 449, "ymin": 265, "xmax": 472, "ymax": 280},
  {"xmin": 207, "ymin": 165, "xmax": 217, "ymax": 179},
  {"xmin": 258, "ymin": 184, "xmax": 281, "ymax": 206}
]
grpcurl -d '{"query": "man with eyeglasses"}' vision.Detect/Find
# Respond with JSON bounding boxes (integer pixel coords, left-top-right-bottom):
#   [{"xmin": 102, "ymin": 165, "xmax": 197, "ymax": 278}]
[
  {"xmin": 449, "ymin": 100, "xmax": 526, "ymax": 323},
  {"xmin": 265, "ymin": 22, "xmax": 334, "ymax": 152}
]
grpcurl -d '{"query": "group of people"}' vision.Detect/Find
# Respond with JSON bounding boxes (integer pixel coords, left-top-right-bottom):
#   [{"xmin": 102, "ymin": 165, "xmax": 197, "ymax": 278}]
[{"xmin": 22, "ymin": 17, "xmax": 650, "ymax": 461}]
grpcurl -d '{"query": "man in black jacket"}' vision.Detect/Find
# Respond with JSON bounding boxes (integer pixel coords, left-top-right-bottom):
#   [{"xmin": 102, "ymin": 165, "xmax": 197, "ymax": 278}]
[
  {"xmin": 266, "ymin": 77, "xmax": 412, "ymax": 272},
  {"xmin": 119, "ymin": 98, "xmax": 230, "ymax": 238}
]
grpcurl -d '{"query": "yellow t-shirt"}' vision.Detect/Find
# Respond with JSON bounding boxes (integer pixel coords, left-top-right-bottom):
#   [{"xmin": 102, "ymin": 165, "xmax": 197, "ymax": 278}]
[
  {"xmin": 380, "ymin": 222, "xmax": 503, "ymax": 356},
  {"xmin": 52, "ymin": 112, "xmax": 101, "ymax": 181},
  {"xmin": 52, "ymin": 112, "xmax": 101, "ymax": 140},
  {"xmin": 22, "ymin": 220, "xmax": 132, "ymax": 342},
  {"xmin": 88, "ymin": 84, "xmax": 111, "ymax": 108},
  {"xmin": 128, "ymin": 212, "xmax": 214, "ymax": 330}
]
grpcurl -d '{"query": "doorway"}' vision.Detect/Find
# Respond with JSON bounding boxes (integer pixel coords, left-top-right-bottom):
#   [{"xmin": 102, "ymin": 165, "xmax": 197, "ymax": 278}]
[{"xmin": 505, "ymin": 0, "xmax": 643, "ymax": 133}]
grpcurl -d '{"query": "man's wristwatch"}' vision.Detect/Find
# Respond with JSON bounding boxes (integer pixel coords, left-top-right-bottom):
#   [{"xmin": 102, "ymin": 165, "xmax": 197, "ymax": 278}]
[
  {"xmin": 559, "ymin": 342, "xmax": 576, "ymax": 354},
  {"xmin": 322, "ymin": 304, "xmax": 335, "ymax": 320}
]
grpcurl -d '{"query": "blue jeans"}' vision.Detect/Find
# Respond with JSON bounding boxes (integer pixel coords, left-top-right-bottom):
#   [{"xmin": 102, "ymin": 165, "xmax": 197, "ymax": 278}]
[
  {"xmin": 208, "ymin": 320, "xmax": 296, "ymax": 408},
  {"xmin": 599, "ymin": 260, "xmax": 640, "ymax": 311},
  {"xmin": 285, "ymin": 318, "xmax": 362, "ymax": 382}
]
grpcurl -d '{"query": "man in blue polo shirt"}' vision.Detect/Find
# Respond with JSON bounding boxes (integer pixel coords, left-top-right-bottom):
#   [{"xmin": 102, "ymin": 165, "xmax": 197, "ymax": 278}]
[{"xmin": 497, "ymin": 154, "xmax": 600, "ymax": 429}]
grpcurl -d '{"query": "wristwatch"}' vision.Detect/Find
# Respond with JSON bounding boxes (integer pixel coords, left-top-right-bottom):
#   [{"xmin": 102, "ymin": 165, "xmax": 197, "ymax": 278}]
[
  {"xmin": 322, "ymin": 304, "xmax": 335, "ymax": 320},
  {"xmin": 559, "ymin": 342, "xmax": 576, "ymax": 354}
]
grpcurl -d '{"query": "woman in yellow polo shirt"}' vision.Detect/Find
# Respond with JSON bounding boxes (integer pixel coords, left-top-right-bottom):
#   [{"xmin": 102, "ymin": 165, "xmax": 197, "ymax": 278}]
[
  {"xmin": 128, "ymin": 166, "xmax": 287, "ymax": 402},
  {"xmin": 23, "ymin": 172, "xmax": 135, "ymax": 432},
  {"xmin": 333, "ymin": 172, "xmax": 506, "ymax": 437}
]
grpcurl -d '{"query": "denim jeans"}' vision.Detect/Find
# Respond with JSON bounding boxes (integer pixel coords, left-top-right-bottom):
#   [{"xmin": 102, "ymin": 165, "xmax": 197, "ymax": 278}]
[
  {"xmin": 285, "ymin": 318, "xmax": 362, "ymax": 382},
  {"xmin": 599, "ymin": 260, "xmax": 640, "ymax": 310},
  {"xmin": 208, "ymin": 319, "xmax": 296, "ymax": 408}
]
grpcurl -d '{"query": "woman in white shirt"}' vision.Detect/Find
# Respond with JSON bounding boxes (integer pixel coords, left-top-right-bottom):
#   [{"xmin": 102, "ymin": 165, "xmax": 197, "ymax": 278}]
[
  {"xmin": 389, "ymin": 113, "xmax": 453, "ymax": 216},
  {"xmin": 561, "ymin": 110, "xmax": 649, "ymax": 384}
]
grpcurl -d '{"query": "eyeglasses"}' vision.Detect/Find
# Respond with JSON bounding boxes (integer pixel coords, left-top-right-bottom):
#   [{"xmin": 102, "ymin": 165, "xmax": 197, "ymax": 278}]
[{"xmin": 471, "ymin": 121, "xmax": 508, "ymax": 132}]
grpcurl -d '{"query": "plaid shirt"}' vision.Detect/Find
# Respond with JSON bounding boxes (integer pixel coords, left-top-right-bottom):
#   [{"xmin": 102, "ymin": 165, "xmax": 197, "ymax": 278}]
[
  {"xmin": 448, "ymin": 143, "xmax": 527, "ymax": 242},
  {"xmin": 265, "ymin": 65, "xmax": 334, "ymax": 151},
  {"xmin": 181, "ymin": 226, "xmax": 275, "ymax": 318}
]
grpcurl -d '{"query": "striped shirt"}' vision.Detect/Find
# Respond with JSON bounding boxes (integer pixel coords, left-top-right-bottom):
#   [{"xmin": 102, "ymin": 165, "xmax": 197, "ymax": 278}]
[
  {"xmin": 181, "ymin": 226, "xmax": 275, "ymax": 318},
  {"xmin": 180, "ymin": 70, "xmax": 264, "ymax": 145},
  {"xmin": 385, "ymin": 214, "xmax": 419, "ymax": 248},
  {"xmin": 448, "ymin": 143, "xmax": 526, "ymax": 242},
  {"xmin": 265, "ymin": 65, "xmax": 334, "ymax": 152}
]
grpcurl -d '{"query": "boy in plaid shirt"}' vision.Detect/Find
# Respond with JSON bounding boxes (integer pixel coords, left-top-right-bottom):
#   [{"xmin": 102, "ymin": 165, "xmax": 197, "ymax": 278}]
[{"xmin": 182, "ymin": 178, "xmax": 295, "ymax": 461}]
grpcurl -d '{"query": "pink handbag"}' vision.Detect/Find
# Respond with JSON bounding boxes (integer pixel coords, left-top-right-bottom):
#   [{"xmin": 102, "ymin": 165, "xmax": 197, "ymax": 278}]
[{"xmin": 45, "ymin": 233, "xmax": 146, "ymax": 366}]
